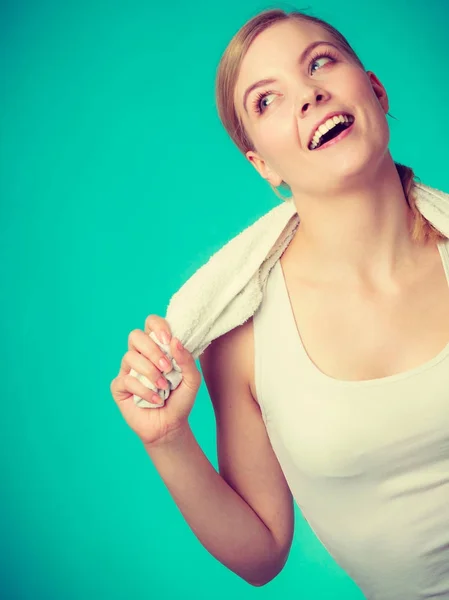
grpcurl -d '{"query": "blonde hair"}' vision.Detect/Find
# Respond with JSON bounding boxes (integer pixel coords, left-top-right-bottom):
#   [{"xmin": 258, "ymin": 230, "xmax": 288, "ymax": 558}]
[{"xmin": 215, "ymin": 8, "xmax": 446, "ymax": 244}]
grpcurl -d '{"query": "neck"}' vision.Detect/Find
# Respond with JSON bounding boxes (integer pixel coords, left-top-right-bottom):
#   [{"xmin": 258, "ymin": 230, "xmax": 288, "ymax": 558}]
[{"xmin": 287, "ymin": 156, "xmax": 429, "ymax": 290}]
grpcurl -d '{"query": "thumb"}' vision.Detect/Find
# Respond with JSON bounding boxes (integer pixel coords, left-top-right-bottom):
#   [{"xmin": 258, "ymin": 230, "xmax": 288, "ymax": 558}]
[{"xmin": 170, "ymin": 337, "xmax": 201, "ymax": 391}]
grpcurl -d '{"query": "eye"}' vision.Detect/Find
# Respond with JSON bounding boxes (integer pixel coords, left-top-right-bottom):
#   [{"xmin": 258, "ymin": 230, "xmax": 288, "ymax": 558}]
[
  {"xmin": 309, "ymin": 49, "xmax": 338, "ymax": 75},
  {"xmin": 252, "ymin": 89, "xmax": 276, "ymax": 115},
  {"xmin": 251, "ymin": 48, "xmax": 339, "ymax": 116}
]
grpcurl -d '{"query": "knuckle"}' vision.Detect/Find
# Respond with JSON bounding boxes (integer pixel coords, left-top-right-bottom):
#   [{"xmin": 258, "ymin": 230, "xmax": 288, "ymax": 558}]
[
  {"xmin": 145, "ymin": 314, "xmax": 165, "ymax": 332},
  {"xmin": 128, "ymin": 328, "xmax": 141, "ymax": 343},
  {"xmin": 144, "ymin": 314, "xmax": 155, "ymax": 330},
  {"xmin": 144, "ymin": 360, "xmax": 158, "ymax": 378},
  {"xmin": 146, "ymin": 338, "xmax": 160, "ymax": 359},
  {"xmin": 123, "ymin": 350, "xmax": 132, "ymax": 364},
  {"xmin": 125, "ymin": 372, "xmax": 140, "ymax": 387},
  {"xmin": 132, "ymin": 354, "xmax": 161, "ymax": 382}
]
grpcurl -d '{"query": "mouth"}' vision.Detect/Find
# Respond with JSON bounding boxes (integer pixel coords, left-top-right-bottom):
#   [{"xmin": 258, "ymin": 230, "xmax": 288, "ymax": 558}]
[{"xmin": 308, "ymin": 115, "xmax": 355, "ymax": 151}]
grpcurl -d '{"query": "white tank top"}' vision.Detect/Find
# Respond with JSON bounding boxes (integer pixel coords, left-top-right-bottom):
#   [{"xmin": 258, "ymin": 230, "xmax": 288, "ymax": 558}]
[{"xmin": 253, "ymin": 237, "xmax": 449, "ymax": 599}]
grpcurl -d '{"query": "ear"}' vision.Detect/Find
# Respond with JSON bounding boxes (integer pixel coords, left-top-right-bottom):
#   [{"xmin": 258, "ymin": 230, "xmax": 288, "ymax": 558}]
[
  {"xmin": 366, "ymin": 71, "xmax": 389, "ymax": 114},
  {"xmin": 245, "ymin": 150, "xmax": 283, "ymax": 187}
]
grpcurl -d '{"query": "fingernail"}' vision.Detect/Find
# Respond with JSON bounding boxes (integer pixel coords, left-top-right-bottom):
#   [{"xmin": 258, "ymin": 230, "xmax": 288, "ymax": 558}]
[
  {"xmin": 159, "ymin": 357, "xmax": 171, "ymax": 371},
  {"xmin": 176, "ymin": 338, "xmax": 183, "ymax": 351},
  {"xmin": 160, "ymin": 331, "xmax": 170, "ymax": 345},
  {"xmin": 156, "ymin": 376, "xmax": 168, "ymax": 389}
]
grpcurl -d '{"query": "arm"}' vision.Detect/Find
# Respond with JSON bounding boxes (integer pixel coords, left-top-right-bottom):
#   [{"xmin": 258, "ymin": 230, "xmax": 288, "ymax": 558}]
[{"xmin": 144, "ymin": 322, "xmax": 294, "ymax": 586}]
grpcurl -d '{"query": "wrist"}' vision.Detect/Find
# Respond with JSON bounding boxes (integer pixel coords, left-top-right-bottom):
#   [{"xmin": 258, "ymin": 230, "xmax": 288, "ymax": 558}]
[{"xmin": 142, "ymin": 422, "xmax": 192, "ymax": 453}]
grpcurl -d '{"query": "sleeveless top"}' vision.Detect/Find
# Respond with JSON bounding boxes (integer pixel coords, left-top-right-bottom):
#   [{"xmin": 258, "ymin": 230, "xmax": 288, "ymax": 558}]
[{"xmin": 253, "ymin": 237, "xmax": 449, "ymax": 600}]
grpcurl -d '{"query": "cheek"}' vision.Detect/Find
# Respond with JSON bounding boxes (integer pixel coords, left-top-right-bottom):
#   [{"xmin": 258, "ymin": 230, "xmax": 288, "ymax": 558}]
[
  {"xmin": 258, "ymin": 111, "xmax": 297, "ymax": 147},
  {"xmin": 255, "ymin": 125, "xmax": 277, "ymax": 153},
  {"xmin": 338, "ymin": 70, "xmax": 373, "ymax": 101},
  {"xmin": 357, "ymin": 79, "xmax": 383, "ymax": 111}
]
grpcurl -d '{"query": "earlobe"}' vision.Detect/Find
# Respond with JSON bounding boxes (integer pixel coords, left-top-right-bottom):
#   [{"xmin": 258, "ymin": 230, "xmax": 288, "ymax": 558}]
[
  {"xmin": 265, "ymin": 171, "xmax": 283, "ymax": 188},
  {"xmin": 245, "ymin": 151, "xmax": 283, "ymax": 187}
]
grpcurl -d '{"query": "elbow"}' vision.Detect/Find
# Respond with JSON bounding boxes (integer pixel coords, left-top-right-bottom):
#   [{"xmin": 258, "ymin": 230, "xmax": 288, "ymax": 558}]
[
  {"xmin": 242, "ymin": 533, "xmax": 292, "ymax": 587},
  {"xmin": 247, "ymin": 572, "xmax": 280, "ymax": 587},
  {"xmin": 245, "ymin": 564, "xmax": 284, "ymax": 587},
  {"xmin": 248, "ymin": 579, "xmax": 269, "ymax": 588},
  {"xmin": 246, "ymin": 545, "xmax": 290, "ymax": 586}
]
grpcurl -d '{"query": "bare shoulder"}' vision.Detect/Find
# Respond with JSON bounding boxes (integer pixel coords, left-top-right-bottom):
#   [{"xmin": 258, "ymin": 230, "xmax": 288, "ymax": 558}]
[
  {"xmin": 199, "ymin": 318, "xmax": 254, "ymax": 393},
  {"xmin": 199, "ymin": 316, "xmax": 259, "ymax": 408}
]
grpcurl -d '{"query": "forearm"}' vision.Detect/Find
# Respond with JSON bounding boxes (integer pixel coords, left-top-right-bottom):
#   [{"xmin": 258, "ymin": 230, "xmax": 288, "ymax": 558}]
[{"xmin": 144, "ymin": 425, "xmax": 283, "ymax": 586}]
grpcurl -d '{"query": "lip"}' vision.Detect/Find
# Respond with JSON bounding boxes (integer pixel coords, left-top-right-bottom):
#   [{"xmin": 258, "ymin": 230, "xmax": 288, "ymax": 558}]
[{"xmin": 308, "ymin": 111, "xmax": 354, "ymax": 149}]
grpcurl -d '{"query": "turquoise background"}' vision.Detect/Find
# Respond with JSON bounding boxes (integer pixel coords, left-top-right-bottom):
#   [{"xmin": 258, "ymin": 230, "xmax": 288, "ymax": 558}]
[{"xmin": 2, "ymin": 0, "xmax": 448, "ymax": 598}]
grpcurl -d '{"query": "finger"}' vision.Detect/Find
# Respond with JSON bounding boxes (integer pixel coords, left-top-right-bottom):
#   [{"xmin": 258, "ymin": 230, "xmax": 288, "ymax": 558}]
[
  {"xmin": 127, "ymin": 329, "xmax": 174, "ymax": 373},
  {"xmin": 110, "ymin": 376, "xmax": 132, "ymax": 402},
  {"xmin": 169, "ymin": 337, "xmax": 201, "ymax": 392},
  {"xmin": 116, "ymin": 373, "xmax": 161, "ymax": 405},
  {"xmin": 144, "ymin": 314, "xmax": 172, "ymax": 344},
  {"xmin": 120, "ymin": 350, "xmax": 169, "ymax": 391}
]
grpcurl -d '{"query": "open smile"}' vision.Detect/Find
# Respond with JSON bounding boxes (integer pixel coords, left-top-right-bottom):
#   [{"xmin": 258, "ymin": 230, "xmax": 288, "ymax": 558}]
[{"xmin": 312, "ymin": 120, "xmax": 355, "ymax": 151}]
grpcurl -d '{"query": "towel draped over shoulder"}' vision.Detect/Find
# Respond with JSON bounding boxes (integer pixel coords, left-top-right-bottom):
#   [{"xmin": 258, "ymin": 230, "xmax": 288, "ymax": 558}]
[{"xmin": 132, "ymin": 181, "xmax": 449, "ymax": 408}]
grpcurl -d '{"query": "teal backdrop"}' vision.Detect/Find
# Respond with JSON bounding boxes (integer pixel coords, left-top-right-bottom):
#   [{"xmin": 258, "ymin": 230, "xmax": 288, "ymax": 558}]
[{"xmin": 2, "ymin": 0, "xmax": 448, "ymax": 598}]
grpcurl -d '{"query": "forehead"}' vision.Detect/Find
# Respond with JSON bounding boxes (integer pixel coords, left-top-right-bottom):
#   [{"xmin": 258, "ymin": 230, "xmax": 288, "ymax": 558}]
[{"xmin": 234, "ymin": 19, "xmax": 335, "ymax": 107}]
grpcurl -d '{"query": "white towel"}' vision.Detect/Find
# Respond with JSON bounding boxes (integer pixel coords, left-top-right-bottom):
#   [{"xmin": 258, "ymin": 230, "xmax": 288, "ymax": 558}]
[{"xmin": 132, "ymin": 181, "xmax": 449, "ymax": 408}]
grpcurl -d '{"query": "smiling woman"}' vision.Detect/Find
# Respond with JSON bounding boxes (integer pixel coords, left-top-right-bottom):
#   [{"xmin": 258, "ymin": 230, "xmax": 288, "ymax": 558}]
[
  {"xmin": 112, "ymin": 6, "xmax": 449, "ymax": 599},
  {"xmin": 215, "ymin": 8, "xmax": 445, "ymax": 245},
  {"xmin": 207, "ymin": 7, "xmax": 449, "ymax": 600}
]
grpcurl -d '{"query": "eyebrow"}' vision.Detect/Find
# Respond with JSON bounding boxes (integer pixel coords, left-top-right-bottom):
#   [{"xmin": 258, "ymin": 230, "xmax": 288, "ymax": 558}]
[{"xmin": 242, "ymin": 40, "xmax": 342, "ymax": 114}]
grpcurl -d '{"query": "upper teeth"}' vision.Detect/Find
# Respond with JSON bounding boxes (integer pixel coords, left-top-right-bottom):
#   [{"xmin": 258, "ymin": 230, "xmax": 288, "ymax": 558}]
[{"xmin": 309, "ymin": 114, "xmax": 354, "ymax": 150}]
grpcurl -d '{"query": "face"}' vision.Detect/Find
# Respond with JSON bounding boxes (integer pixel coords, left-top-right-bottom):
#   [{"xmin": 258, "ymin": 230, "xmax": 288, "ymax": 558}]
[{"xmin": 234, "ymin": 19, "xmax": 390, "ymax": 197}]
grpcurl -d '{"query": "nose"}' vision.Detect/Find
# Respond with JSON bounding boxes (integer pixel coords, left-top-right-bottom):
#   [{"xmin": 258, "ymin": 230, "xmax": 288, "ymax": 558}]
[
  {"xmin": 295, "ymin": 87, "xmax": 329, "ymax": 148},
  {"xmin": 296, "ymin": 87, "xmax": 329, "ymax": 118}
]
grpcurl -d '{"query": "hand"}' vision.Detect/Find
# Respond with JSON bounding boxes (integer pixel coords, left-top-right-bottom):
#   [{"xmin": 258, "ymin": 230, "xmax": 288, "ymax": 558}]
[{"xmin": 110, "ymin": 315, "xmax": 202, "ymax": 447}]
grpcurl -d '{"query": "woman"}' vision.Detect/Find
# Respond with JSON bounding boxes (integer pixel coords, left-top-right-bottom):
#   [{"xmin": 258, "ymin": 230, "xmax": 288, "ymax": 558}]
[{"xmin": 110, "ymin": 8, "xmax": 449, "ymax": 598}]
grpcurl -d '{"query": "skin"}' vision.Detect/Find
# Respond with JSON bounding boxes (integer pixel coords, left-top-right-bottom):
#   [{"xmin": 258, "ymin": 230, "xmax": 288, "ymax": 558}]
[{"xmin": 234, "ymin": 19, "xmax": 437, "ymax": 292}]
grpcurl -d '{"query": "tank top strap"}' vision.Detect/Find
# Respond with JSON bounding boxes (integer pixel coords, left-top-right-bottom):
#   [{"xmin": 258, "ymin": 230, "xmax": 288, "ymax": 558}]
[
  {"xmin": 252, "ymin": 259, "xmax": 305, "ymax": 423},
  {"xmin": 437, "ymin": 237, "xmax": 449, "ymax": 287}
]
